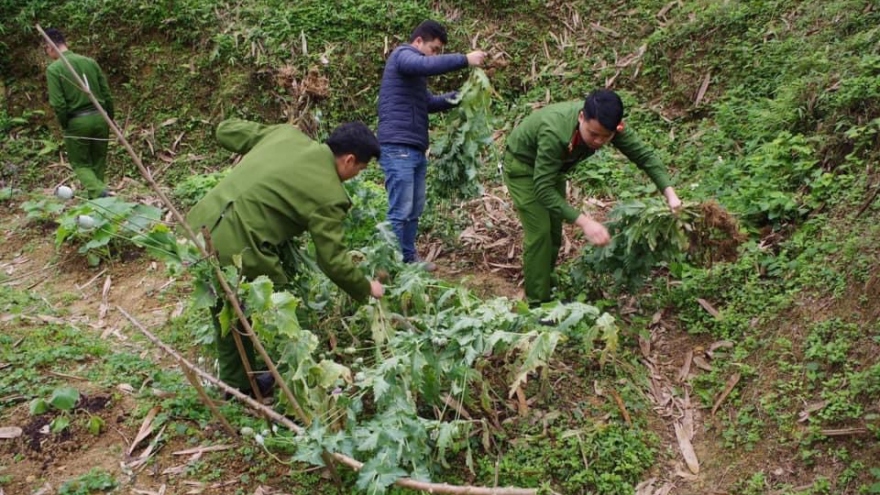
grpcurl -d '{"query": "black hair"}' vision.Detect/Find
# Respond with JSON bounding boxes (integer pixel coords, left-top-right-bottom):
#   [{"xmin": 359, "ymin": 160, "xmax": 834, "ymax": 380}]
[
  {"xmin": 409, "ymin": 20, "xmax": 448, "ymax": 44},
  {"xmin": 44, "ymin": 28, "xmax": 66, "ymax": 46},
  {"xmin": 326, "ymin": 122, "xmax": 380, "ymax": 163},
  {"xmin": 583, "ymin": 89, "xmax": 624, "ymax": 132}
]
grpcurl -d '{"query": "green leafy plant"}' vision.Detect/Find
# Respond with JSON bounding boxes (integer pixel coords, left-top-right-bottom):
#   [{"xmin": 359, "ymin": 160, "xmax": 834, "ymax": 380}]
[
  {"xmin": 220, "ymin": 257, "xmax": 618, "ymax": 493},
  {"xmin": 29, "ymin": 387, "xmax": 80, "ymax": 434},
  {"xmin": 21, "ymin": 197, "xmax": 64, "ymax": 223},
  {"xmin": 569, "ymin": 198, "xmax": 701, "ymax": 292},
  {"xmin": 430, "ymin": 69, "xmax": 496, "ymax": 201},
  {"xmin": 55, "ymin": 197, "xmax": 163, "ymax": 266},
  {"xmin": 58, "ymin": 468, "xmax": 117, "ymax": 495}
]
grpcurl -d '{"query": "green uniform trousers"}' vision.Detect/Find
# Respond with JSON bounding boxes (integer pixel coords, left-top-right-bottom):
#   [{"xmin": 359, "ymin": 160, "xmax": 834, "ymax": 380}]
[
  {"xmin": 503, "ymin": 155, "xmax": 566, "ymax": 305},
  {"xmin": 65, "ymin": 114, "xmax": 109, "ymax": 198},
  {"xmin": 211, "ymin": 301, "xmax": 257, "ymax": 391}
]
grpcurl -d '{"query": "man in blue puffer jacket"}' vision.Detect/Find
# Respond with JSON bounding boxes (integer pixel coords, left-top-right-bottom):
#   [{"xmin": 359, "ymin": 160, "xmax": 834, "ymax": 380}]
[{"xmin": 377, "ymin": 20, "xmax": 486, "ymax": 269}]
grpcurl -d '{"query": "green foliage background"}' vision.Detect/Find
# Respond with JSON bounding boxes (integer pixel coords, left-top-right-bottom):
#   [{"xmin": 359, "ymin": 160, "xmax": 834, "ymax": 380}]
[{"xmin": 1, "ymin": 0, "xmax": 880, "ymax": 493}]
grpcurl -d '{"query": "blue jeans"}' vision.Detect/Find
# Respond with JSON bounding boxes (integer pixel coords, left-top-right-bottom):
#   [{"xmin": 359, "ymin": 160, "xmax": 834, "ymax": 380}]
[{"xmin": 379, "ymin": 144, "xmax": 428, "ymax": 263}]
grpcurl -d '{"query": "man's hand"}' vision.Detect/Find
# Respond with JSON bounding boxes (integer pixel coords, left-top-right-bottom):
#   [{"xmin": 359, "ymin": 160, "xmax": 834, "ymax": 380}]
[
  {"xmin": 663, "ymin": 186, "xmax": 682, "ymax": 213},
  {"xmin": 466, "ymin": 50, "xmax": 488, "ymax": 67},
  {"xmin": 575, "ymin": 214, "xmax": 611, "ymax": 246},
  {"xmin": 369, "ymin": 280, "xmax": 385, "ymax": 299}
]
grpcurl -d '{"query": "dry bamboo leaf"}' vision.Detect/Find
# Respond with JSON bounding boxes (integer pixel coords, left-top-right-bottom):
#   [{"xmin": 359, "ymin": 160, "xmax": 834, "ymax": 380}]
[
  {"xmin": 635, "ymin": 478, "xmax": 657, "ymax": 495},
  {"xmin": 653, "ymin": 482, "xmax": 674, "ymax": 495},
  {"xmin": 128, "ymin": 406, "xmax": 159, "ymax": 456},
  {"xmin": 692, "ymin": 355, "xmax": 713, "ymax": 372},
  {"xmin": 97, "ymin": 275, "xmax": 112, "ymax": 326},
  {"xmin": 674, "ymin": 422, "xmax": 700, "ymax": 474},
  {"xmin": 609, "ymin": 389, "xmax": 632, "ymax": 426},
  {"xmin": 515, "ymin": 386, "xmax": 529, "ymax": 417},
  {"xmin": 161, "ymin": 464, "xmax": 190, "ymax": 476},
  {"xmin": 694, "ymin": 71, "xmax": 712, "ymax": 106},
  {"xmin": 707, "ymin": 340, "xmax": 734, "ymax": 360},
  {"xmin": 682, "ymin": 399, "xmax": 695, "ymax": 440},
  {"xmin": 442, "ymin": 394, "xmax": 472, "ymax": 420},
  {"xmin": 32, "ymin": 484, "xmax": 53, "ymax": 495},
  {"xmin": 638, "ymin": 335, "xmax": 651, "ymax": 358},
  {"xmin": 711, "ymin": 373, "xmax": 741, "ymax": 416},
  {"xmin": 657, "ymin": 0, "xmax": 679, "ymax": 19},
  {"xmin": 0, "ymin": 426, "xmax": 22, "ymax": 439},
  {"xmin": 590, "ymin": 22, "xmax": 620, "ymax": 37},
  {"xmin": 821, "ymin": 427, "xmax": 869, "ymax": 437},
  {"xmin": 709, "ymin": 340, "xmax": 734, "ymax": 352},
  {"xmin": 36, "ymin": 314, "xmax": 66, "ymax": 325},
  {"xmin": 677, "ymin": 350, "xmax": 693, "ymax": 382},
  {"xmin": 132, "ymin": 489, "xmax": 161, "ymax": 495},
  {"xmin": 172, "ymin": 444, "xmax": 235, "ymax": 456},
  {"xmin": 797, "ymin": 400, "xmax": 828, "ymax": 422},
  {"xmin": 696, "ymin": 298, "xmax": 721, "ymax": 319}
]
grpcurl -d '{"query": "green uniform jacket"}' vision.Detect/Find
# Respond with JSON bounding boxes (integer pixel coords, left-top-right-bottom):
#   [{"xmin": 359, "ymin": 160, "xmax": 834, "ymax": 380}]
[
  {"xmin": 505, "ymin": 101, "xmax": 672, "ymax": 223},
  {"xmin": 186, "ymin": 119, "xmax": 371, "ymax": 302},
  {"xmin": 47, "ymin": 51, "xmax": 114, "ymax": 129}
]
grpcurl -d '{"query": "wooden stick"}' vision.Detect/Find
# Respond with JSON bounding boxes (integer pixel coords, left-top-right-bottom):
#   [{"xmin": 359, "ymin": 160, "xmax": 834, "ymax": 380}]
[
  {"xmin": 180, "ymin": 365, "xmax": 238, "ymax": 438},
  {"xmin": 120, "ymin": 307, "xmax": 544, "ymax": 495},
  {"xmin": 711, "ymin": 373, "xmax": 741, "ymax": 416},
  {"xmin": 609, "ymin": 389, "xmax": 632, "ymax": 427}
]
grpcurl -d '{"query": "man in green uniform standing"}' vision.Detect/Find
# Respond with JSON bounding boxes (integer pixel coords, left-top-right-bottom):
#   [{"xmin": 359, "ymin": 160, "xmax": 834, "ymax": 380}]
[
  {"xmin": 503, "ymin": 89, "xmax": 682, "ymax": 306},
  {"xmin": 187, "ymin": 118, "xmax": 385, "ymax": 396},
  {"xmin": 44, "ymin": 28, "xmax": 115, "ymax": 198}
]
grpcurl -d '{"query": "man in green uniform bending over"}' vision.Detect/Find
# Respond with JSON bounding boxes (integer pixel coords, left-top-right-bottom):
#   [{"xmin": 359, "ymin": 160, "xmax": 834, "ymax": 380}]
[
  {"xmin": 503, "ymin": 89, "xmax": 682, "ymax": 306},
  {"xmin": 187, "ymin": 119, "xmax": 385, "ymax": 396},
  {"xmin": 44, "ymin": 28, "xmax": 115, "ymax": 198}
]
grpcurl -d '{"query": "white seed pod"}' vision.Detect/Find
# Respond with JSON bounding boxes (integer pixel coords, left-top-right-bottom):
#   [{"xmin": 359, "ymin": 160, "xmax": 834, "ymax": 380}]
[
  {"xmin": 254, "ymin": 433, "xmax": 264, "ymax": 446},
  {"xmin": 240, "ymin": 426, "xmax": 255, "ymax": 437},
  {"xmin": 354, "ymin": 372, "xmax": 366, "ymax": 382},
  {"xmin": 76, "ymin": 214, "xmax": 96, "ymax": 229},
  {"xmin": 55, "ymin": 185, "xmax": 74, "ymax": 200}
]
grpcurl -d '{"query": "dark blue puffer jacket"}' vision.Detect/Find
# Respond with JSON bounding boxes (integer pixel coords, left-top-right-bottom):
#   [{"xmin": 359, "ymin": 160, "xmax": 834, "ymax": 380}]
[{"xmin": 377, "ymin": 45, "xmax": 469, "ymax": 151}]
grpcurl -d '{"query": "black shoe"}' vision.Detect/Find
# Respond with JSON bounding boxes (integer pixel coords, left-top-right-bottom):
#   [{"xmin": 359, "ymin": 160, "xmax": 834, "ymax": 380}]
[
  {"xmin": 224, "ymin": 373, "xmax": 276, "ymax": 400},
  {"xmin": 255, "ymin": 372, "xmax": 276, "ymax": 396}
]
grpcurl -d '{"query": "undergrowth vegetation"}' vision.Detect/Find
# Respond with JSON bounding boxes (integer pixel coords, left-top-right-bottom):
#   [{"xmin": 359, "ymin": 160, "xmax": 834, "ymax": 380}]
[{"xmin": 1, "ymin": 0, "xmax": 879, "ymax": 493}]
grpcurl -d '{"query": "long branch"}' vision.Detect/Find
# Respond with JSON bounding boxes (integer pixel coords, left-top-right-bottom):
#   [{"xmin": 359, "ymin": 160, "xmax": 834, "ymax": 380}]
[{"xmin": 120, "ymin": 308, "xmax": 542, "ymax": 495}]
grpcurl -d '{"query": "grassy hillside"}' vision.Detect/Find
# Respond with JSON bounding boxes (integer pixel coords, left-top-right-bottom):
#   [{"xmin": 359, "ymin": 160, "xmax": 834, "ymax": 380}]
[{"xmin": 1, "ymin": 1, "xmax": 879, "ymax": 494}]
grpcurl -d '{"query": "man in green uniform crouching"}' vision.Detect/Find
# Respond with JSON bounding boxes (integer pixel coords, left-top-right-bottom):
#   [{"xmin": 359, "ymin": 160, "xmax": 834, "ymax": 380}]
[
  {"xmin": 44, "ymin": 28, "xmax": 115, "ymax": 198},
  {"xmin": 503, "ymin": 89, "xmax": 682, "ymax": 306},
  {"xmin": 187, "ymin": 119, "xmax": 385, "ymax": 396}
]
